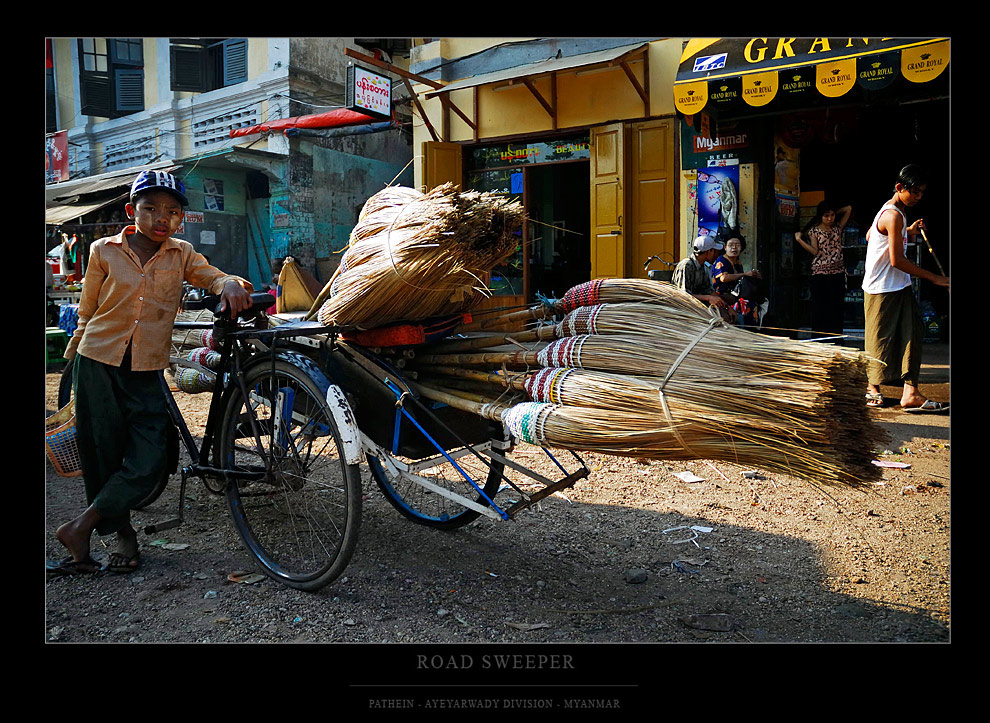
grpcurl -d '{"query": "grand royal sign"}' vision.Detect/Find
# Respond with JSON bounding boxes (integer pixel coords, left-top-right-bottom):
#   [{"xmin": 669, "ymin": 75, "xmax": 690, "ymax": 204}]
[{"xmin": 673, "ymin": 38, "xmax": 949, "ymax": 113}]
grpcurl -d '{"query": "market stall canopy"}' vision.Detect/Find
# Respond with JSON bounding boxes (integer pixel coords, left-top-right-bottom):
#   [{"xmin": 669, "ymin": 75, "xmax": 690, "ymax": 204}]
[
  {"xmin": 673, "ymin": 37, "xmax": 949, "ymax": 115},
  {"xmin": 422, "ymin": 41, "xmax": 651, "ymax": 129},
  {"xmin": 46, "ymin": 192, "xmax": 128, "ymax": 225},
  {"xmin": 46, "ymin": 160, "xmax": 180, "ymax": 226}
]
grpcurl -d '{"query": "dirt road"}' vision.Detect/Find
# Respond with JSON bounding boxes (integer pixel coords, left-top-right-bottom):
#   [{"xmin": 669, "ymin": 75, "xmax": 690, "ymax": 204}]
[{"xmin": 42, "ymin": 342, "xmax": 950, "ymax": 702}]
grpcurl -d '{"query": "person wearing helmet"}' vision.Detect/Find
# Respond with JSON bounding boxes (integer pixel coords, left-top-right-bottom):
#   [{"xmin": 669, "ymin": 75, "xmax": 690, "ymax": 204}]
[{"xmin": 50, "ymin": 170, "xmax": 253, "ymax": 576}]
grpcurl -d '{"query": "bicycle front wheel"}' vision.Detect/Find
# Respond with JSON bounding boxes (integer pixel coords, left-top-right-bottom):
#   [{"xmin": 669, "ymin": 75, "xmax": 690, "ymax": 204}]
[{"xmin": 218, "ymin": 358, "xmax": 362, "ymax": 591}]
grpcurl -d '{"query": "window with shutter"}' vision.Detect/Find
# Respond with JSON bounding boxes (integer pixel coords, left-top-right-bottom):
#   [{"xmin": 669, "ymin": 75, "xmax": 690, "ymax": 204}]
[
  {"xmin": 222, "ymin": 39, "xmax": 248, "ymax": 87},
  {"xmin": 170, "ymin": 40, "xmax": 208, "ymax": 91},
  {"xmin": 170, "ymin": 38, "xmax": 248, "ymax": 92},
  {"xmin": 80, "ymin": 74, "xmax": 112, "ymax": 117},
  {"xmin": 78, "ymin": 38, "xmax": 145, "ymax": 117}
]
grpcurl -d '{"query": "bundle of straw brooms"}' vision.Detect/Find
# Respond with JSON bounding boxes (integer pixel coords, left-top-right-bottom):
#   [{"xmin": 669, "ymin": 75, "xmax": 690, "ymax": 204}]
[
  {"xmin": 305, "ymin": 183, "xmax": 524, "ymax": 328},
  {"xmin": 405, "ymin": 278, "xmax": 886, "ymax": 488}
]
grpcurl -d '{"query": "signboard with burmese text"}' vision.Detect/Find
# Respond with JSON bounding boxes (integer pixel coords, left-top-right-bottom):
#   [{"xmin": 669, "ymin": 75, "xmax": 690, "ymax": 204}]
[{"xmin": 345, "ymin": 64, "xmax": 392, "ymax": 120}]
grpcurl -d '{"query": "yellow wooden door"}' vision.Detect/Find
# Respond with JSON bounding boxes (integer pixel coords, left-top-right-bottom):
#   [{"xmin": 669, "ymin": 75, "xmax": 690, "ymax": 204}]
[
  {"xmin": 423, "ymin": 141, "xmax": 462, "ymax": 189},
  {"xmin": 626, "ymin": 118, "xmax": 675, "ymax": 278},
  {"xmin": 590, "ymin": 123, "xmax": 625, "ymax": 279}
]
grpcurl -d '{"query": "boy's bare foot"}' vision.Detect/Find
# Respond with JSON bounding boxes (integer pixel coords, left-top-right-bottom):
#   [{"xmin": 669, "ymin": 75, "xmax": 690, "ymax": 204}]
[{"xmin": 55, "ymin": 519, "xmax": 94, "ymax": 564}]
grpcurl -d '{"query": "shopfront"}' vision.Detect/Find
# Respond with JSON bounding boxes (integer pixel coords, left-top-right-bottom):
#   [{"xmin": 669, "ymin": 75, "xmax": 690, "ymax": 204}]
[
  {"xmin": 408, "ymin": 38, "xmax": 684, "ymax": 311},
  {"xmin": 463, "ymin": 134, "xmax": 592, "ymax": 304},
  {"xmin": 673, "ymin": 38, "xmax": 950, "ymax": 336}
]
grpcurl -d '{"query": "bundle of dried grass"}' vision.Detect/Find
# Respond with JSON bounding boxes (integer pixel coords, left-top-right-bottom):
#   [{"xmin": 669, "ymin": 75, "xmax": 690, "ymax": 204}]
[
  {"xmin": 544, "ymin": 277, "xmax": 713, "ymax": 318},
  {"xmin": 310, "ymin": 183, "xmax": 523, "ymax": 329}
]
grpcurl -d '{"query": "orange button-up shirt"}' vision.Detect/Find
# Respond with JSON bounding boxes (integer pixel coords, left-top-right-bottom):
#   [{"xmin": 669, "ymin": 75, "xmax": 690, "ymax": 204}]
[{"xmin": 65, "ymin": 226, "xmax": 253, "ymax": 371}]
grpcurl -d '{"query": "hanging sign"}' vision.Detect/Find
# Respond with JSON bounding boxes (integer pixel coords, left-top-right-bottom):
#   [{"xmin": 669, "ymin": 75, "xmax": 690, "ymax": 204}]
[
  {"xmin": 708, "ymin": 76, "xmax": 741, "ymax": 108},
  {"xmin": 779, "ymin": 66, "xmax": 815, "ymax": 99},
  {"xmin": 901, "ymin": 40, "xmax": 950, "ymax": 83},
  {"xmin": 857, "ymin": 51, "xmax": 899, "ymax": 91},
  {"xmin": 741, "ymin": 71, "xmax": 778, "ymax": 107},
  {"xmin": 46, "ymin": 131, "xmax": 69, "ymax": 184},
  {"xmin": 816, "ymin": 58, "xmax": 857, "ymax": 97},
  {"xmin": 674, "ymin": 80, "xmax": 708, "ymax": 114},
  {"xmin": 345, "ymin": 64, "xmax": 392, "ymax": 120}
]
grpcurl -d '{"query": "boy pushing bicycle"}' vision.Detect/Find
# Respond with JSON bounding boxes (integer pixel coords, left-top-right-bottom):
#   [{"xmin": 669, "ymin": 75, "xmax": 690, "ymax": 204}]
[{"xmin": 49, "ymin": 170, "xmax": 253, "ymax": 575}]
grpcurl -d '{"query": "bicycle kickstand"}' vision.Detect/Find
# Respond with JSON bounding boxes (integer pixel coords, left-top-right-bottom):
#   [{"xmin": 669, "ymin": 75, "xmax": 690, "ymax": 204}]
[{"xmin": 143, "ymin": 466, "xmax": 191, "ymax": 535}]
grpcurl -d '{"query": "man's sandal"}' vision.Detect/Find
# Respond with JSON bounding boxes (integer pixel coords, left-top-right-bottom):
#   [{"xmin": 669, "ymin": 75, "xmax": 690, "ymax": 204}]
[
  {"xmin": 865, "ymin": 393, "xmax": 885, "ymax": 408},
  {"xmin": 904, "ymin": 400, "xmax": 949, "ymax": 414},
  {"xmin": 106, "ymin": 551, "xmax": 140, "ymax": 574}
]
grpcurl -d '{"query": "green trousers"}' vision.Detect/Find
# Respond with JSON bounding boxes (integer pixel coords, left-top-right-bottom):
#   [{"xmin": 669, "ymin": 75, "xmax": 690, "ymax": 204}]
[
  {"xmin": 73, "ymin": 353, "xmax": 172, "ymax": 537},
  {"xmin": 863, "ymin": 285, "xmax": 923, "ymax": 388}
]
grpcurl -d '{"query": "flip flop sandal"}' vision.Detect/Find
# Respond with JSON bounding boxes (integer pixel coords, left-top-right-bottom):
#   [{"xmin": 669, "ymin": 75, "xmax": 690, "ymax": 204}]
[
  {"xmin": 904, "ymin": 400, "xmax": 949, "ymax": 414},
  {"xmin": 46, "ymin": 556, "xmax": 104, "ymax": 576},
  {"xmin": 106, "ymin": 551, "xmax": 140, "ymax": 574},
  {"xmin": 865, "ymin": 393, "xmax": 885, "ymax": 408}
]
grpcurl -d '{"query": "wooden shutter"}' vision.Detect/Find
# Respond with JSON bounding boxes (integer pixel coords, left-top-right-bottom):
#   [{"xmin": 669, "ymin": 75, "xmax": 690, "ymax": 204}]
[
  {"xmin": 80, "ymin": 74, "xmax": 112, "ymax": 117},
  {"xmin": 589, "ymin": 123, "xmax": 625, "ymax": 279},
  {"xmin": 222, "ymin": 39, "xmax": 248, "ymax": 87},
  {"xmin": 423, "ymin": 141, "xmax": 462, "ymax": 190},
  {"xmin": 114, "ymin": 68, "xmax": 144, "ymax": 112},
  {"xmin": 171, "ymin": 42, "xmax": 207, "ymax": 92}
]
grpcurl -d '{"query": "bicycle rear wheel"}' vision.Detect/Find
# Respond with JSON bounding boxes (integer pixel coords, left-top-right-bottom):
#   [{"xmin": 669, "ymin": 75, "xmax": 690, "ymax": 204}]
[
  {"xmin": 218, "ymin": 358, "xmax": 361, "ymax": 591},
  {"xmin": 368, "ymin": 446, "xmax": 504, "ymax": 530}
]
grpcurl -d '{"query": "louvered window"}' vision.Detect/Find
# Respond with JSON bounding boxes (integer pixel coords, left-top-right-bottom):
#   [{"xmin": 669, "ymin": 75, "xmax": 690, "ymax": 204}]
[{"xmin": 170, "ymin": 38, "xmax": 249, "ymax": 92}]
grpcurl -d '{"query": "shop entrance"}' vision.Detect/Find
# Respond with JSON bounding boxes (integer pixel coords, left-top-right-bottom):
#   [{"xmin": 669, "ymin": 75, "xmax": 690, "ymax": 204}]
[
  {"xmin": 769, "ymin": 97, "xmax": 950, "ymax": 334},
  {"xmin": 526, "ymin": 161, "xmax": 590, "ymax": 300}
]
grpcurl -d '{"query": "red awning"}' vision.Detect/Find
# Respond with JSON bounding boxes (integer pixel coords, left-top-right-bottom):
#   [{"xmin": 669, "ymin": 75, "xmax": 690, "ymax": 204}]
[{"xmin": 230, "ymin": 108, "xmax": 380, "ymax": 138}]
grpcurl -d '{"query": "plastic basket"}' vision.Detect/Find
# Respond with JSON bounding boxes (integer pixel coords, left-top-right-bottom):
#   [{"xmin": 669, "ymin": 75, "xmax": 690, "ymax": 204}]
[{"xmin": 45, "ymin": 401, "xmax": 82, "ymax": 477}]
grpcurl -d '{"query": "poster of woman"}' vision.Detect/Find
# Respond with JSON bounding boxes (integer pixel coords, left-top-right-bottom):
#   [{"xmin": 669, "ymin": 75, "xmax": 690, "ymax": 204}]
[{"xmin": 697, "ymin": 165, "xmax": 740, "ymax": 238}]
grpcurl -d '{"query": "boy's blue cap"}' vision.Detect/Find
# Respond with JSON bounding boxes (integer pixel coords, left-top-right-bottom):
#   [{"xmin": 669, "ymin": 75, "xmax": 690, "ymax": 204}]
[{"xmin": 130, "ymin": 170, "xmax": 188, "ymax": 207}]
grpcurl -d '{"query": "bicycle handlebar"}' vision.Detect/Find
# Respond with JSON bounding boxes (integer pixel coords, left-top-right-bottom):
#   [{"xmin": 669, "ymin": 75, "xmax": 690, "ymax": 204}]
[{"xmin": 183, "ymin": 292, "xmax": 274, "ymax": 320}]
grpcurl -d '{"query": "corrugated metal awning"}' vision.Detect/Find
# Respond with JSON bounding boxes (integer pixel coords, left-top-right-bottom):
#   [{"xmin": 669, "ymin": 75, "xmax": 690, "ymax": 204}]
[
  {"xmin": 425, "ymin": 42, "xmax": 650, "ymax": 96},
  {"xmin": 45, "ymin": 160, "xmax": 178, "ymax": 205},
  {"xmin": 46, "ymin": 192, "xmax": 128, "ymax": 226}
]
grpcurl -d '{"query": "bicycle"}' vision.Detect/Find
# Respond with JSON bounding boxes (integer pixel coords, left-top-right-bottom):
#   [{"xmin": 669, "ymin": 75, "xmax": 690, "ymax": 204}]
[{"xmin": 55, "ymin": 294, "xmax": 590, "ymax": 591}]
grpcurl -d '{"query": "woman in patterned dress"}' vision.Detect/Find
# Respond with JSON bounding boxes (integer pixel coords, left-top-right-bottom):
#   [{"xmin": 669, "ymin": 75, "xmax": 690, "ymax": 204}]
[{"xmin": 795, "ymin": 201, "xmax": 852, "ymax": 342}]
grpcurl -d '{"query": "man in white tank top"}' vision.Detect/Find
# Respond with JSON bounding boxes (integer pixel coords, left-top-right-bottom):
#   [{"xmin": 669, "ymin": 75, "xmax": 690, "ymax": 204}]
[{"xmin": 863, "ymin": 165, "xmax": 949, "ymax": 412}]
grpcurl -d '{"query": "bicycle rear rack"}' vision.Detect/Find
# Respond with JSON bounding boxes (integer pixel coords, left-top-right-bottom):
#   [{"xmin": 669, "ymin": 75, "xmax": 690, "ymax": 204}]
[{"xmin": 377, "ymin": 376, "xmax": 590, "ymax": 521}]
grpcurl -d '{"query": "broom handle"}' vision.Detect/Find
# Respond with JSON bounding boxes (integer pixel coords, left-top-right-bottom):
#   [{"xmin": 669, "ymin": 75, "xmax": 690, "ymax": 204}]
[
  {"xmin": 413, "ymin": 364, "xmax": 529, "ymax": 389},
  {"xmin": 408, "ymin": 380, "xmax": 510, "ymax": 420},
  {"xmin": 415, "ymin": 350, "xmax": 539, "ymax": 367},
  {"xmin": 919, "ymin": 228, "xmax": 947, "ymax": 277},
  {"xmin": 454, "ymin": 305, "xmax": 550, "ymax": 332},
  {"xmin": 425, "ymin": 328, "xmax": 547, "ymax": 353}
]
